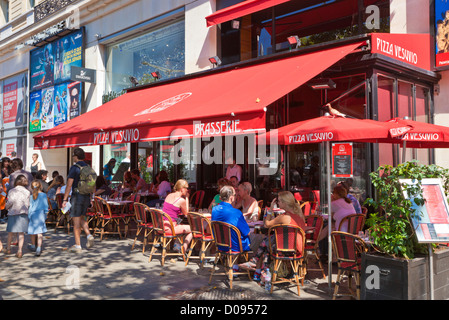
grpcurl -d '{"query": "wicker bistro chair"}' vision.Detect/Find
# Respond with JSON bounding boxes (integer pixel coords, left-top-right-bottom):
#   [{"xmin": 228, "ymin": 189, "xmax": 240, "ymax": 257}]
[
  {"xmin": 93, "ymin": 196, "xmax": 125, "ymax": 241},
  {"xmin": 148, "ymin": 208, "xmax": 187, "ymax": 266},
  {"xmin": 122, "ymin": 193, "xmax": 141, "ymax": 237},
  {"xmin": 131, "ymin": 203, "xmax": 153, "ymax": 253},
  {"xmin": 304, "ymin": 215, "xmax": 326, "ymax": 278},
  {"xmin": 185, "ymin": 212, "xmax": 214, "ymax": 267},
  {"xmin": 338, "ymin": 214, "xmax": 366, "ymax": 235},
  {"xmin": 268, "ymin": 224, "xmax": 307, "ymax": 296},
  {"xmin": 331, "ymin": 231, "xmax": 368, "ymax": 300},
  {"xmin": 86, "ymin": 197, "xmax": 100, "ymax": 233},
  {"xmin": 208, "ymin": 221, "xmax": 252, "ymax": 289},
  {"xmin": 189, "ymin": 190, "xmax": 205, "ymax": 210},
  {"xmin": 46, "ymin": 196, "xmax": 58, "ymax": 227}
]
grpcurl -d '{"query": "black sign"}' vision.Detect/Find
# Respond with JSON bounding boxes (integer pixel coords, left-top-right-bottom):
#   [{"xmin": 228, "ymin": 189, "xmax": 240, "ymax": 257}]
[{"xmin": 70, "ymin": 66, "xmax": 96, "ymax": 83}]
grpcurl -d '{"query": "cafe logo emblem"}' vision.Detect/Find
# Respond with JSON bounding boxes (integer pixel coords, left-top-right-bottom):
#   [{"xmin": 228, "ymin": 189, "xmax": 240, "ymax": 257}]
[
  {"xmin": 339, "ymin": 145, "xmax": 345, "ymax": 152},
  {"xmin": 134, "ymin": 92, "xmax": 192, "ymax": 116}
]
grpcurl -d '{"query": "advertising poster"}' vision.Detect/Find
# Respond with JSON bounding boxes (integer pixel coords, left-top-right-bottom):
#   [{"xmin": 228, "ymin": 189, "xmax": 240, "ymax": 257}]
[
  {"xmin": 435, "ymin": 0, "xmax": 449, "ymax": 68},
  {"xmin": 30, "ymin": 43, "xmax": 54, "ymax": 91},
  {"xmin": 41, "ymin": 87, "xmax": 54, "ymax": 131},
  {"xmin": 68, "ymin": 81, "xmax": 81, "ymax": 119},
  {"xmin": 29, "ymin": 29, "xmax": 83, "ymax": 132},
  {"xmin": 3, "ymin": 80, "xmax": 18, "ymax": 124},
  {"xmin": 55, "ymin": 30, "xmax": 83, "ymax": 83},
  {"xmin": 332, "ymin": 142, "xmax": 353, "ymax": 178},
  {"xmin": 401, "ymin": 178, "xmax": 449, "ymax": 243},
  {"xmin": 30, "ymin": 90, "xmax": 42, "ymax": 132},
  {"xmin": 53, "ymin": 83, "xmax": 69, "ymax": 126}
]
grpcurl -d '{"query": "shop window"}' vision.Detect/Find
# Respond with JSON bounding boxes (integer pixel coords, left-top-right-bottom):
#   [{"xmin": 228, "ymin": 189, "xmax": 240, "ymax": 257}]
[
  {"xmin": 326, "ymin": 75, "xmax": 367, "ymax": 119},
  {"xmin": 102, "ymin": 143, "xmax": 130, "ymax": 186},
  {"xmin": 105, "ymin": 18, "xmax": 185, "ymax": 93},
  {"xmin": 218, "ymin": 0, "xmax": 390, "ymax": 64},
  {"xmin": 138, "ymin": 142, "xmax": 154, "ymax": 185},
  {"xmin": 377, "ymin": 75, "xmax": 395, "ymax": 166},
  {"xmin": 415, "ymin": 85, "xmax": 430, "ymax": 165},
  {"xmin": 397, "ymin": 81, "xmax": 414, "ymax": 162}
]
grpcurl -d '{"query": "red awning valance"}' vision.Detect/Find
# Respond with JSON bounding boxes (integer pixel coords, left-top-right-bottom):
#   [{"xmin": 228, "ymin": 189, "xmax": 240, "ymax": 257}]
[
  {"xmin": 206, "ymin": 0, "xmax": 291, "ymax": 27},
  {"xmin": 34, "ymin": 41, "xmax": 365, "ymax": 150}
]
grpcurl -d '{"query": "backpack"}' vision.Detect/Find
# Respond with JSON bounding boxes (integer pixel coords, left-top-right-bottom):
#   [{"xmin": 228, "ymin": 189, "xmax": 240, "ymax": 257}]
[{"xmin": 75, "ymin": 164, "xmax": 97, "ymax": 195}]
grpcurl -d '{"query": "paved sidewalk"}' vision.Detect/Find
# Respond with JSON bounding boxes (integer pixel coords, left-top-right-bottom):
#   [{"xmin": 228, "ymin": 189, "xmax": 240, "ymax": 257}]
[{"xmin": 0, "ymin": 223, "xmax": 340, "ymax": 301}]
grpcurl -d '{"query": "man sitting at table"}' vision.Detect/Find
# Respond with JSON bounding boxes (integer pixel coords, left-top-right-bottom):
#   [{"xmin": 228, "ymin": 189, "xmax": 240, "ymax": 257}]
[{"xmin": 212, "ymin": 185, "xmax": 251, "ymax": 253}]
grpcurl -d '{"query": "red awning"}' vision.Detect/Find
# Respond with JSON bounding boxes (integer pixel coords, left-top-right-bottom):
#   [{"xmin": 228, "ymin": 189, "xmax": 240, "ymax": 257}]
[
  {"xmin": 34, "ymin": 41, "xmax": 365, "ymax": 150},
  {"xmin": 206, "ymin": 0, "xmax": 291, "ymax": 27}
]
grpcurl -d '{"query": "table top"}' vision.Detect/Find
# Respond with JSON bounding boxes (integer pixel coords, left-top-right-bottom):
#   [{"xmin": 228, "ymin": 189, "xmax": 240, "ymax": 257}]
[{"xmin": 107, "ymin": 200, "xmax": 134, "ymax": 205}]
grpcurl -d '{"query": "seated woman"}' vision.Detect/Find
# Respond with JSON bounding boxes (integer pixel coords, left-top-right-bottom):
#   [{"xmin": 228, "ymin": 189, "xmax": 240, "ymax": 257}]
[
  {"xmin": 243, "ymin": 191, "xmax": 306, "ymax": 281},
  {"xmin": 94, "ymin": 175, "xmax": 113, "ymax": 198},
  {"xmin": 337, "ymin": 181, "xmax": 362, "ymax": 214},
  {"xmin": 233, "ymin": 182, "xmax": 259, "ymax": 222},
  {"xmin": 162, "ymin": 179, "xmax": 193, "ymax": 254},
  {"xmin": 122, "ymin": 171, "xmax": 137, "ymax": 193},
  {"xmin": 208, "ymin": 177, "xmax": 231, "ymax": 212},
  {"xmin": 318, "ymin": 184, "xmax": 356, "ymax": 242},
  {"xmin": 47, "ymin": 175, "xmax": 65, "ymax": 209},
  {"xmin": 147, "ymin": 170, "xmax": 171, "ymax": 207}
]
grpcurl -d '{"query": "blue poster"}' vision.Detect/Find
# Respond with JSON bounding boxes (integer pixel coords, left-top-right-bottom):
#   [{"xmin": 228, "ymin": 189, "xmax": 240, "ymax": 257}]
[
  {"xmin": 56, "ymin": 30, "xmax": 83, "ymax": 84},
  {"xmin": 29, "ymin": 90, "xmax": 42, "ymax": 132},
  {"xmin": 435, "ymin": 0, "xmax": 449, "ymax": 68},
  {"xmin": 30, "ymin": 43, "xmax": 54, "ymax": 92},
  {"xmin": 53, "ymin": 83, "xmax": 69, "ymax": 126}
]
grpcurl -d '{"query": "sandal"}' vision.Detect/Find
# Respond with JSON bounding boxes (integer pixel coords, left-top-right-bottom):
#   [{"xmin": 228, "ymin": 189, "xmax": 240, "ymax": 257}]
[
  {"xmin": 238, "ymin": 262, "xmax": 256, "ymax": 271},
  {"xmin": 16, "ymin": 252, "xmax": 23, "ymax": 259}
]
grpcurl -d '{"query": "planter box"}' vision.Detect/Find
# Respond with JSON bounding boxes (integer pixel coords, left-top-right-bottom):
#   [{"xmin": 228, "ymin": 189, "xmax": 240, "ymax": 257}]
[{"xmin": 361, "ymin": 248, "xmax": 449, "ymax": 300}]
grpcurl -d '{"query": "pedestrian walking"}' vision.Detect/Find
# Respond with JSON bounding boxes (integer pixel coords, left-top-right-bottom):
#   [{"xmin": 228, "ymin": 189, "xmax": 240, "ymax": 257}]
[
  {"xmin": 5, "ymin": 175, "xmax": 30, "ymax": 258},
  {"xmin": 62, "ymin": 147, "xmax": 95, "ymax": 253},
  {"xmin": 28, "ymin": 180, "xmax": 48, "ymax": 256}
]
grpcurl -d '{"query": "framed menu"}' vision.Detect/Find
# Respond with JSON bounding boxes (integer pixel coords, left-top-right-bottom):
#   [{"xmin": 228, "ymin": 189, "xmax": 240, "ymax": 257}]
[
  {"xmin": 332, "ymin": 142, "xmax": 353, "ymax": 178},
  {"xmin": 400, "ymin": 178, "xmax": 449, "ymax": 243}
]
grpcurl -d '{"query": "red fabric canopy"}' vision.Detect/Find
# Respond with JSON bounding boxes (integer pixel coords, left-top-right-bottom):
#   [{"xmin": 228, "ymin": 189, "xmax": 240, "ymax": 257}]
[
  {"xmin": 258, "ymin": 115, "xmax": 404, "ymax": 145},
  {"xmin": 206, "ymin": 0, "xmax": 291, "ymax": 27},
  {"xmin": 34, "ymin": 41, "xmax": 364, "ymax": 150}
]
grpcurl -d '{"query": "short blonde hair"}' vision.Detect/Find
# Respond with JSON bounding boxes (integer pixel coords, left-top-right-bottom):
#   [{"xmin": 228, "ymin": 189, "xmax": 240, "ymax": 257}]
[
  {"xmin": 173, "ymin": 179, "xmax": 188, "ymax": 192},
  {"xmin": 239, "ymin": 182, "xmax": 252, "ymax": 194}
]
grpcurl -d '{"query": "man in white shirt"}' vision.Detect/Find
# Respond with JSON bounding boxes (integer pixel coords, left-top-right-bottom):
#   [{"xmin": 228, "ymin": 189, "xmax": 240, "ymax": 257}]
[{"xmin": 225, "ymin": 157, "xmax": 242, "ymax": 182}]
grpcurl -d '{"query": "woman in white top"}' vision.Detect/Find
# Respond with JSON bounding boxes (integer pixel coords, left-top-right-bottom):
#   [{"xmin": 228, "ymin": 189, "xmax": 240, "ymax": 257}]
[{"xmin": 233, "ymin": 182, "xmax": 259, "ymax": 222}]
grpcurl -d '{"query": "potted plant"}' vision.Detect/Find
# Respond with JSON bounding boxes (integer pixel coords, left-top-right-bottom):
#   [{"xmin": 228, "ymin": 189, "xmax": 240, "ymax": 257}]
[{"xmin": 361, "ymin": 160, "xmax": 449, "ymax": 300}]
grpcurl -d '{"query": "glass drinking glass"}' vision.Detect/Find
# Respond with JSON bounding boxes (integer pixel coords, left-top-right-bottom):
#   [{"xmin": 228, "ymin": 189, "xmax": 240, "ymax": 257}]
[{"xmin": 155, "ymin": 203, "xmax": 160, "ymax": 209}]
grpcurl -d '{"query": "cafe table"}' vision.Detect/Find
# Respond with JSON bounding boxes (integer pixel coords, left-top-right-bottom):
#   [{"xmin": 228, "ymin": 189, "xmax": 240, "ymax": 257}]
[{"xmin": 106, "ymin": 199, "xmax": 135, "ymax": 237}]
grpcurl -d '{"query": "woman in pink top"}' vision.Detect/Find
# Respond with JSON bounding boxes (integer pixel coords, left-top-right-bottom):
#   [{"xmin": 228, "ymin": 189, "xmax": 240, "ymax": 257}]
[
  {"xmin": 162, "ymin": 179, "xmax": 192, "ymax": 253},
  {"xmin": 318, "ymin": 184, "xmax": 356, "ymax": 241}
]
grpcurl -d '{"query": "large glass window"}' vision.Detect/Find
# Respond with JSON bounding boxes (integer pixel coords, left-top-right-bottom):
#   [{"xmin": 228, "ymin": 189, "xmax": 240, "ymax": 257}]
[
  {"xmin": 218, "ymin": 0, "xmax": 390, "ymax": 65},
  {"xmin": 105, "ymin": 18, "xmax": 185, "ymax": 92},
  {"xmin": 102, "ymin": 143, "xmax": 130, "ymax": 186},
  {"xmin": 377, "ymin": 75, "xmax": 395, "ymax": 166}
]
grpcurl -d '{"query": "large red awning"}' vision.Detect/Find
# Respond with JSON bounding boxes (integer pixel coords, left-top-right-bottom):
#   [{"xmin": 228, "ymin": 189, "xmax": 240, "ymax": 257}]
[
  {"xmin": 205, "ymin": 0, "xmax": 291, "ymax": 27},
  {"xmin": 33, "ymin": 41, "xmax": 365, "ymax": 150}
]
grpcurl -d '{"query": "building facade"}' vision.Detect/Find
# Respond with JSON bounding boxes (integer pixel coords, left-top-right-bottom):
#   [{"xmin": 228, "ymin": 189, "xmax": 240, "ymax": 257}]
[{"xmin": 0, "ymin": 0, "xmax": 446, "ymax": 205}]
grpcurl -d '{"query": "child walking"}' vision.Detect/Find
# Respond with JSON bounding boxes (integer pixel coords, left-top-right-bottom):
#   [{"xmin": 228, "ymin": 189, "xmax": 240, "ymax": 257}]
[
  {"xmin": 5, "ymin": 175, "xmax": 30, "ymax": 258},
  {"xmin": 28, "ymin": 180, "xmax": 48, "ymax": 256}
]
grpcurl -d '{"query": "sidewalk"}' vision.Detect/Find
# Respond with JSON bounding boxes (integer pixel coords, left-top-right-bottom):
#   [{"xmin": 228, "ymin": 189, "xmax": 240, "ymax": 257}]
[{"xmin": 0, "ymin": 223, "xmax": 341, "ymax": 301}]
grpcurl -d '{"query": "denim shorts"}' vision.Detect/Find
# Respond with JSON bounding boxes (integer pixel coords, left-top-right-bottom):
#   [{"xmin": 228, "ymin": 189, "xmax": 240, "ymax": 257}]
[{"xmin": 70, "ymin": 192, "xmax": 91, "ymax": 218}]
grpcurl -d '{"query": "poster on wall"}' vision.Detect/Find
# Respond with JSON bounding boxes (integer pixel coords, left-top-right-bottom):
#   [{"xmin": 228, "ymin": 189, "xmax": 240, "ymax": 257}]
[
  {"xmin": 53, "ymin": 83, "xmax": 69, "ymax": 126},
  {"xmin": 435, "ymin": 0, "xmax": 449, "ymax": 69},
  {"xmin": 30, "ymin": 90, "xmax": 42, "ymax": 132},
  {"xmin": 68, "ymin": 81, "xmax": 81, "ymax": 119},
  {"xmin": 30, "ymin": 43, "xmax": 54, "ymax": 91},
  {"xmin": 40, "ymin": 87, "xmax": 54, "ymax": 131},
  {"xmin": 3, "ymin": 80, "xmax": 18, "ymax": 124},
  {"xmin": 29, "ymin": 29, "xmax": 83, "ymax": 132}
]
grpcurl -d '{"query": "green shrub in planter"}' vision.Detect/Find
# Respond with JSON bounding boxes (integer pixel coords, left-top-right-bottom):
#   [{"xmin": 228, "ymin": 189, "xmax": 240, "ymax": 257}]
[{"xmin": 364, "ymin": 160, "xmax": 449, "ymax": 259}]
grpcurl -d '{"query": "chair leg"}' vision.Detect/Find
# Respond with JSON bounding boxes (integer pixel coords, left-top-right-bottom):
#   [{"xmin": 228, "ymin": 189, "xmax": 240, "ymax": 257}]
[
  {"xmin": 271, "ymin": 259, "xmax": 281, "ymax": 294},
  {"xmin": 148, "ymin": 235, "xmax": 159, "ymax": 263},
  {"xmin": 293, "ymin": 260, "xmax": 301, "ymax": 296},
  {"xmin": 208, "ymin": 253, "xmax": 219, "ymax": 284},
  {"xmin": 185, "ymin": 238, "xmax": 197, "ymax": 266},
  {"xmin": 132, "ymin": 226, "xmax": 142, "ymax": 251},
  {"xmin": 333, "ymin": 269, "xmax": 343, "ymax": 300},
  {"xmin": 227, "ymin": 255, "xmax": 233, "ymax": 290}
]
